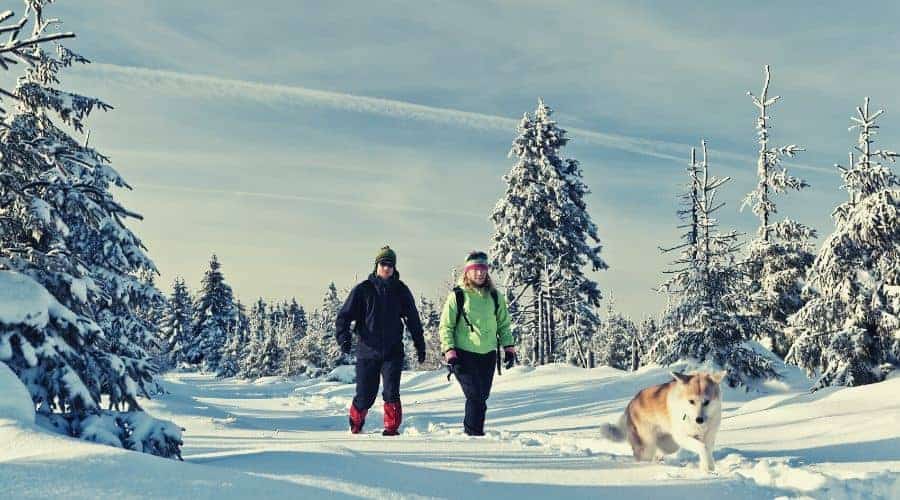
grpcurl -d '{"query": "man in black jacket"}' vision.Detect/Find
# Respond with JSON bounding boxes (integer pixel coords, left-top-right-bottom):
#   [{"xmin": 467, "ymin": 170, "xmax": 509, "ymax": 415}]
[{"xmin": 336, "ymin": 246, "xmax": 426, "ymax": 436}]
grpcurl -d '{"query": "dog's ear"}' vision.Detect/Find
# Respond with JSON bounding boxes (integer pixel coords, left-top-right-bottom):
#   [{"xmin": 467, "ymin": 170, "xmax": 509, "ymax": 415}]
[
  {"xmin": 671, "ymin": 371, "xmax": 692, "ymax": 384},
  {"xmin": 710, "ymin": 370, "xmax": 727, "ymax": 384}
]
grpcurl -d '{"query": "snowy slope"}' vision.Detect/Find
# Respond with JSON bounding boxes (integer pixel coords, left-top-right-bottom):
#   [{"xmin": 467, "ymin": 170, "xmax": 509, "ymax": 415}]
[
  {"xmin": 2, "ymin": 364, "xmax": 899, "ymax": 499},
  {"xmin": 0, "ymin": 363, "xmax": 34, "ymax": 426}
]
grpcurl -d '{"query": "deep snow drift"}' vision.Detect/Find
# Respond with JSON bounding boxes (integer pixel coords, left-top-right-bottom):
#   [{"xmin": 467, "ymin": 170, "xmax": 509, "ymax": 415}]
[{"xmin": 1, "ymin": 363, "xmax": 898, "ymax": 499}]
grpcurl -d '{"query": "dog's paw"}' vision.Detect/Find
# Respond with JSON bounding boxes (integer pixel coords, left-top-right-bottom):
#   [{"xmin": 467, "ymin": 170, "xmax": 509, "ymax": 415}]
[{"xmin": 700, "ymin": 462, "xmax": 717, "ymax": 475}]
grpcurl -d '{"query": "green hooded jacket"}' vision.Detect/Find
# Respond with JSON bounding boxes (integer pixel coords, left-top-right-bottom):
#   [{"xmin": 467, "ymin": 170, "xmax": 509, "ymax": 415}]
[{"xmin": 439, "ymin": 285, "xmax": 514, "ymax": 354}]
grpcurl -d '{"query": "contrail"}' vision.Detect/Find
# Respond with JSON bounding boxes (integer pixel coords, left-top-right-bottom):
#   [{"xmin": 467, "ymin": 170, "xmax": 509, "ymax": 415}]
[{"xmin": 76, "ymin": 63, "xmax": 834, "ymax": 175}]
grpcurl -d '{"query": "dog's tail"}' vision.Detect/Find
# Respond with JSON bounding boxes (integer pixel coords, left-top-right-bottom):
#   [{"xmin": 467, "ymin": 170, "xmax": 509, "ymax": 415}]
[{"xmin": 600, "ymin": 414, "xmax": 627, "ymax": 442}]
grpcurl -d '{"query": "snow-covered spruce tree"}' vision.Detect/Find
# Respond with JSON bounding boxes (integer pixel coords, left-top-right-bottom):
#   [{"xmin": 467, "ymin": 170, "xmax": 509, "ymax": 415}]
[
  {"xmin": 416, "ymin": 295, "xmax": 444, "ymax": 370},
  {"xmin": 402, "ymin": 296, "xmax": 426, "ymax": 371},
  {"xmin": 136, "ymin": 270, "xmax": 167, "ymax": 389},
  {"xmin": 255, "ymin": 319, "xmax": 284, "ymax": 378},
  {"xmin": 399, "ymin": 295, "xmax": 439, "ymax": 370},
  {"xmin": 491, "ymin": 99, "xmax": 607, "ymax": 365},
  {"xmin": 502, "ymin": 287, "xmax": 528, "ymax": 364},
  {"xmin": 490, "ymin": 110, "xmax": 542, "ymax": 354},
  {"xmin": 559, "ymin": 292, "xmax": 601, "ymax": 368},
  {"xmin": 238, "ymin": 298, "xmax": 268, "ymax": 378},
  {"xmin": 25, "ymin": 30, "xmax": 167, "ymax": 410},
  {"xmin": 287, "ymin": 298, "xmax": 307, "ymax": 339},
  {"xmin": 5, "ymin": 1, "xmax": 165, "ymax": 411},
  {"xmin": 653, "ymin": 142, "xmax": 777, "ymax": 387},
  {"xmin": 294, "ymin": 283, "xmax": 350, "ymax": 375},
  {"xmin": 291, "ymin": 324, "xmax": 327, "ymax": 377},
  {"xmin": 217, "ymin": 300, "xmax": 249, "ymax": 378},
  {"xmin": 0, "ymin": 2, "xmax": 180, "ymax": 458},
  {"xmin": 593, "ymin": 301, "xmax": 635, "ymax": 371},
  {"xmin": 277, "ymin": 299, "xmax": 309, "ymax": 376},
  {"xmin": 159, "ymin": 277, "xmax": 192, "ymax": 369},
  {"xmin": 264, "ymin": 300, "xmax": 284, "ymax": 373},
  {"xmin": 246, "ymin": 297, "xmax": 296, "ymax": 379},
  {"xmin": 633, "ymin": 315, "xmax": 659, "ymax": 370},
  {"xmin": 190, "ymin": 254, "xmax": 237, "ymax": 372},
  {"xmin": 741, "ymin": 66, "xmax": 816, "ymax": 358},
  {"xmin": 283, "ymin": 298, "xmax": 309, "ymax": 376},
  {"xmin": 787, "ymin": 98, "xmax": 900, "ymax": 389},
  {"xmin": 317, "ymin": 282, "xmax": 348, "ymax": 369}
]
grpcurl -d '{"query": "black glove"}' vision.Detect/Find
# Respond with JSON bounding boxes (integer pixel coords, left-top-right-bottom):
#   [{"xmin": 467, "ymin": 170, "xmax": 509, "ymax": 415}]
[
  {"xmin": 504, "ymin": 350, "xmax": 516, "ymax": 370},
  {"xmin": 445, "ymin": 355, "xmax": 459, "ymax": 381},
  {"xmin": 340, "ymin": 341, "xmax": 352, "ymax": 355},
  {"xmin": 417, "ymin": 349, "xmax": 426, "ymax": 364}
]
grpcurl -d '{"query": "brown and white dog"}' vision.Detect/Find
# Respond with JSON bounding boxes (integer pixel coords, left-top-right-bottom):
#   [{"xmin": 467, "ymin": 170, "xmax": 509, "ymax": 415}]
[{"xmin": 600, "ymin": 371, "xmax": 726, "ymax": 472}]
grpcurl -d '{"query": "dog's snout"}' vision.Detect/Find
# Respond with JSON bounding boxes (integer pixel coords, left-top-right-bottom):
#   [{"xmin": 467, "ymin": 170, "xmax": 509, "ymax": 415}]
[{"xmin": 695, "ymin": 417, "xmax": 705, "ymax": 424}]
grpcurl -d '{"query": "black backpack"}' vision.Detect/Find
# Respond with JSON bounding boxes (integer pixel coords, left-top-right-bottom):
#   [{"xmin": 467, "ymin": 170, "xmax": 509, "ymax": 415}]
[{"xmin": 452, "ymin": 286, "xmax": 505, "ymax": 375}]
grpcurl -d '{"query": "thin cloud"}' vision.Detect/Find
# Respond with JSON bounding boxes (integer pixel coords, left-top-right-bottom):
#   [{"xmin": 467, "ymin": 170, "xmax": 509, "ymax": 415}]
[{"xmin": 138, "ymin": 182, "xmax": 486, "ymax": 219}]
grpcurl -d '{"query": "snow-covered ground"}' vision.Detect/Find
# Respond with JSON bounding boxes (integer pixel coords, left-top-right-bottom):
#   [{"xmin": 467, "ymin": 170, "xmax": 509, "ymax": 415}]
[{"xmin": 2, "ymin": 363, "xmax": 899, "ymax": 499}]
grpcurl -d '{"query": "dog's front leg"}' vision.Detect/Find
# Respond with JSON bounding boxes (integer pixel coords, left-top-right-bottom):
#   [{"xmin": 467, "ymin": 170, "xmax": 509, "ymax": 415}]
[
  {"xmin": 698, "ymin": 439, "xmax": 715, "ymax": 472},
  {"xmin": 701, "ymin": 432, "xmax": 718, "ymax": 473},
  {"xmin": 674, "ymin": 434, "xmax": 715, "ymax": 472}
]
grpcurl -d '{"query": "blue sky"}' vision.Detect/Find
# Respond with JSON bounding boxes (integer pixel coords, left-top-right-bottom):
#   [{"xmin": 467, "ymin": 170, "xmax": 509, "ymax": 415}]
[{"xmin": 49, "ymin": 0, "xmax": 900, "ymax": 318}]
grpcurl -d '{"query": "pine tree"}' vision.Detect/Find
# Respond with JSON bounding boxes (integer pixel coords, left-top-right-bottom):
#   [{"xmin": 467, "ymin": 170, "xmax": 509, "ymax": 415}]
[
  {"xmin": 278, "ymin": 299, "xmax": 308, "ymax": 376},
  {"xmin": 290, "ymin": 283, "xmax": 349, "ymax": 376},
  {"xmin": 0, "ymin": 1, "xmax": 164, "ymax": 412},
  {"xmin": 136, "ymin": 270, "xmax": 167, "ymax": 386},
  {"xmin": 634, "ymin": 316, "xmax": 659, "ymax": 370},
  {"xmin": 217, "ymin": 300, "xmax": 249, "ymax": 378},
  {"xmin": 653, "ymin": 142, "xmax": 778, "ymax": 387},
  {"xmin": 787, "ymin": 98, "xmax": 900, "ymax": 389},
  {"xmin": 257, "ymin": 320, "xmax": 284, "ymax": 377},
  {"xmin": 593, "ymin": 301, "xmax": 635, "ymax": 370},
  {"xmin": 491, "ymin": 99, "xmax": 607, "ymax": 366},
  {"xmin": 239, "ymin": 298, "xmax": 269, "ymax": 378},
  {"xmin": 560, "ymin": 294, "xmax": 600, "ymax": 368},
  {"xmin": 0, "ymin": 2, "xmax": 179, "ymax": 458},
  {"xmin": 318, "ymin": 282, "xmax": 347, "ymax": 367},
  {"xmin": 287, "ymin": 298, "xmax": 307, "ymax": 339},
  {"xmin": 190, "ymin": 254, "xmax": 237, "ymax": 372},
  {"xmin": 417, "ymin": 295, "xmax": 443, "ymax": 370},
  {"xmin": 741, "ymin": 66, "xmax": 816, "ymax": 357},
  {"xmin": 400, "ymin": 295, "xmax": 438, "ymax": 370},
  {"xmin": 159, "ymin": 277, "xmax": 193, "ymax": 369}
]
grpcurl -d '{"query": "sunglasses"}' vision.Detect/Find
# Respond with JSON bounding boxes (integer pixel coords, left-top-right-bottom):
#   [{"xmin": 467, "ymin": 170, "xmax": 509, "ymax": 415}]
[{"xmin": 377, "ymin": 261, "xmax": 395, "ymax": 268}]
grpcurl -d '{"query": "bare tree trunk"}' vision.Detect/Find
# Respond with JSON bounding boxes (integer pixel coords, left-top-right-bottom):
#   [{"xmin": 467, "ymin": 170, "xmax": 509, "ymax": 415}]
[
  {"xmin": 534, "ymin": 287, "xmax": 543, "ymax": 365},
  {"xmin": 548, "ymin": 306, "xmax": 557, "ymax": 362},
  {"xmin": 541, "ymin": 295, "xmax": 552, "ymax": 364},
  {"xmin": 630, "ymin": 332, "xmax": 641, "ymax": 371},
  {"xmin": 540, "ymin": 293, "xmax": 549, "ymax": 365},
  {"xmin": 543, "ymin": 262, "xmax": 554, "ymax": 364}
]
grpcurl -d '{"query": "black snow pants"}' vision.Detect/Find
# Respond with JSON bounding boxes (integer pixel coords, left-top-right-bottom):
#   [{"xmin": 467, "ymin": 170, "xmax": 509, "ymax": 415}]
[
  {"xmin": 454, "ymin": 349, "xmax": 497, "ymax": 436},
  {"xmin": 352, "ymin": 350, "xmax": 404, "ymax": 411}
]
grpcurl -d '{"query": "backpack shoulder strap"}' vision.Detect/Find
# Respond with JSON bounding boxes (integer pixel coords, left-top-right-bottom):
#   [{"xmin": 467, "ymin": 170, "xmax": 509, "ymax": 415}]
[
  {"xmin": 452, "ymin": 286, "xmax": 465, "ymax": 329},
  {"xmin": 490, "ymin": 289, "xmax": 499, "ymax": 318}
]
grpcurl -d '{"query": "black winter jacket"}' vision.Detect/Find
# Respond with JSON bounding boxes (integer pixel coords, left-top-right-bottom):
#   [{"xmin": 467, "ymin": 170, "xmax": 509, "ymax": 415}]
[{"xmin": 335, "ymin": 271, "xmax": 425, "ymax": 359}]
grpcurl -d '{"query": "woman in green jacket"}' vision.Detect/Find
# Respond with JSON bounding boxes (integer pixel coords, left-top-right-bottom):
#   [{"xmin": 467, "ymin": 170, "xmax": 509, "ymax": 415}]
[{"xmin": 440, "ymin": 251, "xmax": 516, "ymax": 436}]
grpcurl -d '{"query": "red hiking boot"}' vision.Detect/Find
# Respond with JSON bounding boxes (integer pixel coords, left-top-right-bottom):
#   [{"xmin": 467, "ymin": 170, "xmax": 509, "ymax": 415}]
[
  {"xmin": 382, "ymin": 401, "xmax": 402, "ymax": 436},
  {"xmin": 349, "ymin": 404, "xmax": 367, "ymax": 434}
]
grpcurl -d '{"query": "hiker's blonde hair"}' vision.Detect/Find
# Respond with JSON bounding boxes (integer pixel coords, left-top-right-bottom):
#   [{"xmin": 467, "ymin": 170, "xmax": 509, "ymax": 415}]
[{"xmin": 460, "ymin": 269, "xmax": 495, "ymax": 291}]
